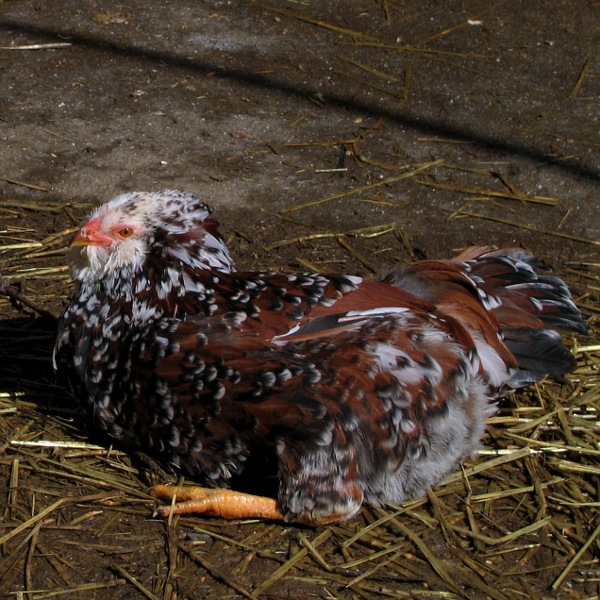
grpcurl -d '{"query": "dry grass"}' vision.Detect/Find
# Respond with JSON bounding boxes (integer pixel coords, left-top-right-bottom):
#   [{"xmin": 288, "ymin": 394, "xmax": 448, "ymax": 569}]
[{"xmin": 0, "ymin": 159, "xmax": 599, "ymax": 600}]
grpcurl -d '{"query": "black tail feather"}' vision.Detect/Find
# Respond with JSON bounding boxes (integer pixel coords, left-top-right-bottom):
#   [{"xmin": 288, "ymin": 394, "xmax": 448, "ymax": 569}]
[
  {"xmin": 503, "ymin": 327, "xmax": 577, "ymax": 387},
  {"xmin": 466, "ymin": 251, "xmax": 588, "ymax": 336}
]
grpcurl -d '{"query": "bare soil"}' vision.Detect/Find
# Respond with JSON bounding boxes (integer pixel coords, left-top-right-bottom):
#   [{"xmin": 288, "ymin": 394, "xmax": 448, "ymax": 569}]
[{"xmin": 0, "ymin": 1, "xmax": 598, "ymax": 599}]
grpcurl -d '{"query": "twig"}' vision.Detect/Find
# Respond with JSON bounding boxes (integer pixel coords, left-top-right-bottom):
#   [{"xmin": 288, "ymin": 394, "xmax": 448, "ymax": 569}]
[
  {"xmin": 282, "ymin": 160, "xmax": 444, "ymax": 213},
  {"xmin": 256, "ymin": 3, "xmax": 379, "ymax": 41},
  {"xmin": 419, "ymin": 179, "xmax": 559, "ymax": 205},
  {"xmin": 442, "ymin": 209, "xmax": 600, "ymax": 246},
  {"xmin": 253, "ymin": 530, "xmax": 332, "ymax": 596},
  {"xmin": 569, "ymin": 53, "xmax": 595, "ymax": 99},
  {"xmin": 0, "ymin": 177, "xmax": 49, "ymax": 190},
  {"xmin": 113, "ymin": 565, "xmax": 162, "ymax": 600},
  {"xmin": 0, "ymin": 275, "xmax": 57, "ymax": 321},
  {"xmin": 0, "ymin": 43, "xmax": 72, "ymax": 50},
  {"xmin": 177, "ymin": 540, "xmax": 257, "ymax": 599},
  {"xmin": 552, "ymin": 520, "xmax": 600, "ymax": 590}
]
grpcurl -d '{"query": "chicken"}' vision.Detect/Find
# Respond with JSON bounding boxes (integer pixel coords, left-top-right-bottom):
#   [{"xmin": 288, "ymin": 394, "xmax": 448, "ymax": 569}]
[{"xmin": 54, "ymin": 190, "xmax": 586, "ymax": 525}]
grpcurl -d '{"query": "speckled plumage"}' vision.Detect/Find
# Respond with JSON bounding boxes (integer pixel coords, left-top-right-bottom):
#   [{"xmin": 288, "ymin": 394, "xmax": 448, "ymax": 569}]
[{"xmin": 54, "ymin": 190, "xmax": 587, "ymax": 524}]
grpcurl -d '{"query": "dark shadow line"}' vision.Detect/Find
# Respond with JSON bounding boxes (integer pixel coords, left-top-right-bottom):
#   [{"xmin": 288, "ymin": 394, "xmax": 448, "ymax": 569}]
[{"xmin": 2, "ymin": 18, "xmax": 598, "ymax": 182}]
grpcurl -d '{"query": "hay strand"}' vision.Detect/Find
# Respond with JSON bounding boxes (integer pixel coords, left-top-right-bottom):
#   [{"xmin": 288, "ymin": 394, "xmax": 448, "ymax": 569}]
[
  {"xmin": 443, "ymin": 209, "xmax": 600, "ymax": 246},
  {"xmin": 282, "ymin": 160, "xmax": 444, "ymax": 213}
]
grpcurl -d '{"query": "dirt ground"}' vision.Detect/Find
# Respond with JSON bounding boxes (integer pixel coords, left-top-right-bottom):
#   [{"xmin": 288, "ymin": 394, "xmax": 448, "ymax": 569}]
[{"xmin": 0, "ymin": 1, "xmax": 599, "ymax": 599}]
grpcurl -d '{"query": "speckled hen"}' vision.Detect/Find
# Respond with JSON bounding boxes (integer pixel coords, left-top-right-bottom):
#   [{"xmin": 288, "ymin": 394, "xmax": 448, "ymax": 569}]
[{"xmin": 54, "ymin": 190, "xmax": 586, "ymax": 525}]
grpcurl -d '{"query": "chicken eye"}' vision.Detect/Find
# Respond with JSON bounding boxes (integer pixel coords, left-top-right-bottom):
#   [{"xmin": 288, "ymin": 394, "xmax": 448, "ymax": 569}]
[{"xmin": 117, "ymin": 227, "xmax": 134, "ymax": 239}]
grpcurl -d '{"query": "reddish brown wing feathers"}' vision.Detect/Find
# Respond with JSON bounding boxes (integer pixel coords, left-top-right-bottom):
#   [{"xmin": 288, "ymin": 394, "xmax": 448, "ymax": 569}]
[
  {"xmin": 381, "ymin": 259, "xmax": 517, "ymax": 374},
  {"xmin": 129, "ymin": 304, "xmax": 482, "ymax": 523},
  {"xmin": 129, "ymin": 316, "xmax": 327, "ymax": 485}
]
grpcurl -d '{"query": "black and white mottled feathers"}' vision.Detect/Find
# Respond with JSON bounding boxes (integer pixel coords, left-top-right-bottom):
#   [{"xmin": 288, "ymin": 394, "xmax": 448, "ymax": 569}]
[{"xmin": 54, "ymin": 190, "xmax": 586, "ymax": 524}]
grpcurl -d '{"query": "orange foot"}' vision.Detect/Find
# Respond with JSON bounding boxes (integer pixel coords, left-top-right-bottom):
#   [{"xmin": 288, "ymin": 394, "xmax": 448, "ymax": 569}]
[{"xmin": 149, "ymin": 485, "xmax": 285, "ymax": 521}]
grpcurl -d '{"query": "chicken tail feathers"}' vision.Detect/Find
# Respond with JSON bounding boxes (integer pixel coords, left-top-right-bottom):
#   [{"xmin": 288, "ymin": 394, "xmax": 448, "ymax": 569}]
[
  {"xmin": 383, "ymin": 246, "xmax": 586, "ymax": 388},
  {"xmin": 456, "ymin": 246, "xmax": 587, "ymax": 335}
]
